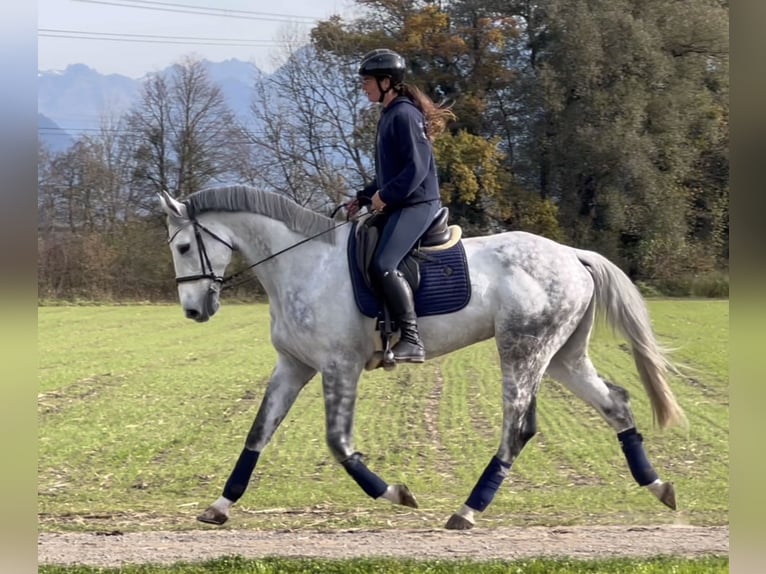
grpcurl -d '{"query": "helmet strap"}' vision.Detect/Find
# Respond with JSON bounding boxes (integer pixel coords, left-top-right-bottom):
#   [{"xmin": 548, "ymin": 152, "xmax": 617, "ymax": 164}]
[{"xmin": 375, "ymin": 77, "xmax": 389, "ymax": 103}]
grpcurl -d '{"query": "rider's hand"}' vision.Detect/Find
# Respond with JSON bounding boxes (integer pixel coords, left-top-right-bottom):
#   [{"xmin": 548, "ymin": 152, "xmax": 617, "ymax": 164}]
[
  {"xmin": 371, "ymin": 191, "xmax": 386, "ymax": 213},
  {"xmin": 346, "ymin": 198, "xmax": 361, "ymax": 217}
]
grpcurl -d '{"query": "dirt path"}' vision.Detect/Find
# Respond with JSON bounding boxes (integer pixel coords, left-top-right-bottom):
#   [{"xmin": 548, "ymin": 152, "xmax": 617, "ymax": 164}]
[{"xmin": 39, "ymin": 525, "xmax": 728, "ymax": 567}]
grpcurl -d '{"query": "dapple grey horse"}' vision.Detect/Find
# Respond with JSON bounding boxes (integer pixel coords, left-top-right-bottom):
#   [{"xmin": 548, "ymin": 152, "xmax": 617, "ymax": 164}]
[{"xmin": 159, "ymin": 185, "xmax": 684, "ymax": 529}]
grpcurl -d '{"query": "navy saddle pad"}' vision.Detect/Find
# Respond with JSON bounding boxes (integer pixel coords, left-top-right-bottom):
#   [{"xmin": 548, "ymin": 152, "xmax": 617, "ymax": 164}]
[{"xmin": 347, "ymin": 229, "xmax": 471, "ymax": 319}]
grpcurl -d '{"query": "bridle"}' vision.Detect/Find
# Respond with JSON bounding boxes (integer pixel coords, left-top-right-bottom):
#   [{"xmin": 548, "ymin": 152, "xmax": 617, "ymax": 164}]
[
  {"xmin": 168, "ymin": 204, "xmax": 353, "ymax": 292},
  {"xmin": 169, "ymin": 219, "xmax": 234, "ymax": 286}
]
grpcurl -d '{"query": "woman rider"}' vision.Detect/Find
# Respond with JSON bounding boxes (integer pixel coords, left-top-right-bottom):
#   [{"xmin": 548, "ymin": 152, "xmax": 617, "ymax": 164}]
[{"xmin": 347, "ymin": 49, "xmax": 455, "ymax": 363}]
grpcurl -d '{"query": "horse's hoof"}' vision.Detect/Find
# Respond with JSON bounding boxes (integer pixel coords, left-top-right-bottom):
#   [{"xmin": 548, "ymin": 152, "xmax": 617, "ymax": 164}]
[
  {"xmin": 197, "ymin": 506, "xmax": 229, "ymax": 525},
  {"xmin": 396, "ymin": 484, "xmax": 419, "ymax": 508},
  {"xmin": 445, "ymin": 513, "xmax": 474, "ymax": 530},
  {"xmin": 659, "ymin": 481, "xmax": 677, "ymax": 510}
]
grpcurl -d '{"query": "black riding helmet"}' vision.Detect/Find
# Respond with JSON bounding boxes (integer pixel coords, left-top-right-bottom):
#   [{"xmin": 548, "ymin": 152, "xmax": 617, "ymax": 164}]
[{"xmin": 358, "ymin": 49, "xmax": 406, "ymax": 102}]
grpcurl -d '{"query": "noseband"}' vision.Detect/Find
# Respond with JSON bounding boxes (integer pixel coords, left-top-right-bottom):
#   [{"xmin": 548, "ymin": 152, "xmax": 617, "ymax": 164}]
[{"xmin": 169, "ymin": 219, "xmax": 234, "ymax": 286}]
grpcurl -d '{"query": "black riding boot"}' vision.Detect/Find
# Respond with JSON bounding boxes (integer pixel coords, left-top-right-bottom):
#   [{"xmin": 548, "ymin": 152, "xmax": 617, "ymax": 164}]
[{"xmin": 379, "ymin": 270, "xmax": 425, "ymax": 363}]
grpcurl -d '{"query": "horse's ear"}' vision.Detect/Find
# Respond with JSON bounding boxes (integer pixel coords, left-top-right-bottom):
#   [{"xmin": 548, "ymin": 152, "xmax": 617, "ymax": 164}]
[{"xmin": 158, "ymin": 190, "xmax": 189, "ymax": 221}]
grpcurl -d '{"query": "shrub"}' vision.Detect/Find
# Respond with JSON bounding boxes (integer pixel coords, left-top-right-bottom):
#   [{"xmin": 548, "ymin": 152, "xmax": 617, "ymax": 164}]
[{"xmin": 638, "ymin": 270, "xmax": 728, "ymax": 298}]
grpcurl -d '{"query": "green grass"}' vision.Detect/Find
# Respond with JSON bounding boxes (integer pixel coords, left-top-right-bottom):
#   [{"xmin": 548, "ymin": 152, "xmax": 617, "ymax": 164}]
[
  {"xmin": 38, "ymin": 300, "xmax": 728, "ymax": 532},
  {"xmin": 39, "ymin": 555, "xmax": 729, "ymax": 574}
]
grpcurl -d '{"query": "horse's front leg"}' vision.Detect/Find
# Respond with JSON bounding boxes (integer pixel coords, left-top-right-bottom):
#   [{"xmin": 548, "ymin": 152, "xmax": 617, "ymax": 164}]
[
  {"xmin": 197, "ymin": 353, "xmax": 316, "ymax": 525},
  {"xmin": 321, "ymin": 363, "xmax": 419, "ymax": 509}
]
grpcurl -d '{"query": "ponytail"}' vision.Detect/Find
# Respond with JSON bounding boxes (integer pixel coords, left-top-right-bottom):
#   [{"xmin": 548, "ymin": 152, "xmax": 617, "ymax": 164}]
[{"xmin": 397, "ymin": 83, "xmax": 456, "ymax": 141}]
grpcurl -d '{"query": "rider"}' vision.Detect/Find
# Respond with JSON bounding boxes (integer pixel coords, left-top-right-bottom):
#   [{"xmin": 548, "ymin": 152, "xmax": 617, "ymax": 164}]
[{"xmin": 347, "ymin": 49, "xmax": 455, "ymax": 363}]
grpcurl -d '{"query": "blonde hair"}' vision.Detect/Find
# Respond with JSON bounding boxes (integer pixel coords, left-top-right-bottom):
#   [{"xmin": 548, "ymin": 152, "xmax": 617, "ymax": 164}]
[{"xmin": 396, "ymin": 83, "xmax": 456, "ymax": 141}]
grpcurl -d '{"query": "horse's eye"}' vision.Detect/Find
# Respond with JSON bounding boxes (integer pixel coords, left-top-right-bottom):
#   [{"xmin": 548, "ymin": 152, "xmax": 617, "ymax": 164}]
[{"xmin": 177, "ymin": 243, "xmax": 191, "ymax": 255}]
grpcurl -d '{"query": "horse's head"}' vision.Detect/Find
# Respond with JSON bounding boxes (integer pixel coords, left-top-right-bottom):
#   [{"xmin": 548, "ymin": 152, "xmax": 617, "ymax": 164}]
[{"xmin": 159, "ymin": 190, "xmax": 234, "ymax": 323}]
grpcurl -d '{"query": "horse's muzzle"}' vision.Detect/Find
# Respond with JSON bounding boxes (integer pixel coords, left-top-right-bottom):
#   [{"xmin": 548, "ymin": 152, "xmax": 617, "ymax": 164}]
[
  {"xmin": 184, "ymin": 284, "xmax": 220, "ymax": 322},
  {"xmin": 185, "ymin": 307, "xmax": 210, "ymax": 322}
]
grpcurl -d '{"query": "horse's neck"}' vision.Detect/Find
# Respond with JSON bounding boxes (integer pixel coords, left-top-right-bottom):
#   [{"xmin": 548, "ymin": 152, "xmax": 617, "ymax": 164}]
[{"xmin": 226, "ymin": 211, "xmax": 343, "ymax": 296}]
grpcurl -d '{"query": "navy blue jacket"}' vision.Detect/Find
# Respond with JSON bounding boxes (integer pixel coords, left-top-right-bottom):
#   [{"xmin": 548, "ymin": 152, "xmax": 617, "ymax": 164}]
[{"xmin": 359, "ymin": 97, "xmax": 440, "ymax": 209}]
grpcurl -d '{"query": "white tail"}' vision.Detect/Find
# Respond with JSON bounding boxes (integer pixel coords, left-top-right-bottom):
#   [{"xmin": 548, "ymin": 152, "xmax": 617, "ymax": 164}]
[{"xmin": 575, "ymin": 249, "xmax": 686, "ymax": 429}]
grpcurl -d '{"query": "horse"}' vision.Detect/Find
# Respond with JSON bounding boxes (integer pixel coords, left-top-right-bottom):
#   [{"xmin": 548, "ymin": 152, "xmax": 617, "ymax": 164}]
[{"xmin": 158, "ymin": 184, "xmax": 684, "ymax": 530}]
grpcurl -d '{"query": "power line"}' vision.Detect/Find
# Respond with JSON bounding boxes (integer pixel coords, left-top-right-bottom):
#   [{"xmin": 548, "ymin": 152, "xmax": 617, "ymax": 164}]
[
  {"xmin": 92, "ymin": 0, "xmax": 322, "ymax": 20},
  {"xmin": 39, "ymin": 28, "xmax": 291, "ymax": 47},
  {"xmin": 38, "ymin": 126, "xmax": 270, "ymax": 141},
  {"xmin": 39, "ymin": 126, "xmax": 265, "ymax": 133},
  {"xmin": 72, "ymin": 0, "xmax": 322, "ymax": 23},
  {"xmin": 39, "ymin": 127, "xmax": 141, "ymax": 134}
]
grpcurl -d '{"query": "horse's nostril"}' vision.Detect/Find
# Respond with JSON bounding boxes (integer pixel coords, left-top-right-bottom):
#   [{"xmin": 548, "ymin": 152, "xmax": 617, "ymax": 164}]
[{"xmin": 185, "ymin": 308, "xmax": 200, "ymax": 319}]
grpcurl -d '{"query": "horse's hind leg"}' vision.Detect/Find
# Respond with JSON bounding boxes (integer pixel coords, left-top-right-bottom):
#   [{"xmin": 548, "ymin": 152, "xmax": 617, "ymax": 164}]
[
  {"xmin": 197, "ymin": 353, "xmax": 316, "ymax": 525},
  {"xmin": 546, "ymin": 311, "xmax": 676, "ymax": 510},
  {"xmin": 321, "ymin": 364, "xmax": 418, "ymax": 509},
  {"xmin": 445, "ymin": 334, "xmax": 548, "ymax": 530}
]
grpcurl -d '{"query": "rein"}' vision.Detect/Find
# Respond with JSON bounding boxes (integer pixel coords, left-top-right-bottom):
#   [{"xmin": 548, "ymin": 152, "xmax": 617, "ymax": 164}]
[
  {"xmin": 220, "ymin": 219, "xmax": 351, "ymax": 291},
  {"xmin": 170, "ymin": 210, "xmax": 353, "ymax": 292}
]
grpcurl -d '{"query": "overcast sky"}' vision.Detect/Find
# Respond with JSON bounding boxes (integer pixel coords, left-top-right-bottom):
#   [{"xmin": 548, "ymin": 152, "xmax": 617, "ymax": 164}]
[{"xmin": 38, "ymin": 0, "xmax": 359, "ymax": 78}]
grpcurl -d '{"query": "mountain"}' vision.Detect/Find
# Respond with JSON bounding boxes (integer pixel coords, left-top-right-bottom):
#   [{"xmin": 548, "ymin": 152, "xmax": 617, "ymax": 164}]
[
  {"xmin": 202, "ymin": 59, "xmax": 261, "ymax": 129},
  {"xmin": 38, "ymin": 113, "xmax": 74, "ymax": 153},
  {"xmin": 37, "ymin": 59, "xmax": 262, "ymax": 149},
  {"xmin": 38, "ymin": 64, "xmax": 140, "ymax": 137}
]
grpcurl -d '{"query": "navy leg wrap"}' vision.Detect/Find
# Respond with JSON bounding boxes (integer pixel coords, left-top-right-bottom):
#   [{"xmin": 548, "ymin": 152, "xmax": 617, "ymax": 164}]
[
  {"xmin": 341, "ymin": 453, "xmax": 388, "ymax": 499},
  {"xmin": 466, "ymin": 456, "xmax": 511, "ymax": 512},
  {"xmin": 618, "ymin": 428, "xmax": 659, "ymax": 486},
  {"xmin": 222, "ymin": 448, "xmax": 260, "ymax": 502}
]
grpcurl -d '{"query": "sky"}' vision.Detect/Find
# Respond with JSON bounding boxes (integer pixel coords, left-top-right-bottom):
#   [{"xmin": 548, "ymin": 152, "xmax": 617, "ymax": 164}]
[{"xmin": 38, "ymin": 0, "xmax": 360, "ymax": 78}]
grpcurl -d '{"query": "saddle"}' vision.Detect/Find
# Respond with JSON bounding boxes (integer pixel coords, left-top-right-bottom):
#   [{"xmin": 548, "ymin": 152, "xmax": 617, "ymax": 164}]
[
  {"xmin": 348, "ymin": 207, "xmax": 470, "ymax": 371},
  {"xmin": 353, "ymin": 206, "xmax": 463, "ymax": 293}
]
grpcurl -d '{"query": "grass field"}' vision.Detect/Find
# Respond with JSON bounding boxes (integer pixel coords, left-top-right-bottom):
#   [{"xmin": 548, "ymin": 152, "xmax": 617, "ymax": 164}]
[
  {"xmin": 38, "ymin": 555, "xmax": 730, "ymax": 574},
  {"xmin": 38, "ymin": 300, "xmax": 728, "ymax": 533}
]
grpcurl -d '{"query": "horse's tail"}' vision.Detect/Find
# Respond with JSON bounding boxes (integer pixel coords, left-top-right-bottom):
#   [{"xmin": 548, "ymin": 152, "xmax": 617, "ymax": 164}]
[{"xmin": 574, "ymin": 248, "xmax": 686, "ymax": 430}]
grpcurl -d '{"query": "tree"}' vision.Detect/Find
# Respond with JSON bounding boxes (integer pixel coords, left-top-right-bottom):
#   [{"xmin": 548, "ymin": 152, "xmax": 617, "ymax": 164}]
[
  {"xmin": 311, "ymin": 1, "xmax": 519, "ymax": 230},
  {"xmin": 126, "ymin": 57, "xmax": 251, "ymax": 199},
  {"xmin": 490, "ymin": 0, "xmax": 729, "ymax": 276},
  {"xmin": 36, "ymin": 1, "xmax": 729, "ymax": 300},
  {"xmin": 37, "ymin": 58, "xmax": 260, "ymax": 300},
  {"xmin": 433, "ymin": 130, "xmax": 511, "ymax": 233},
  {"xmin": 246, "ymin": 38, "xmax": 371, "ymax": 212}
]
